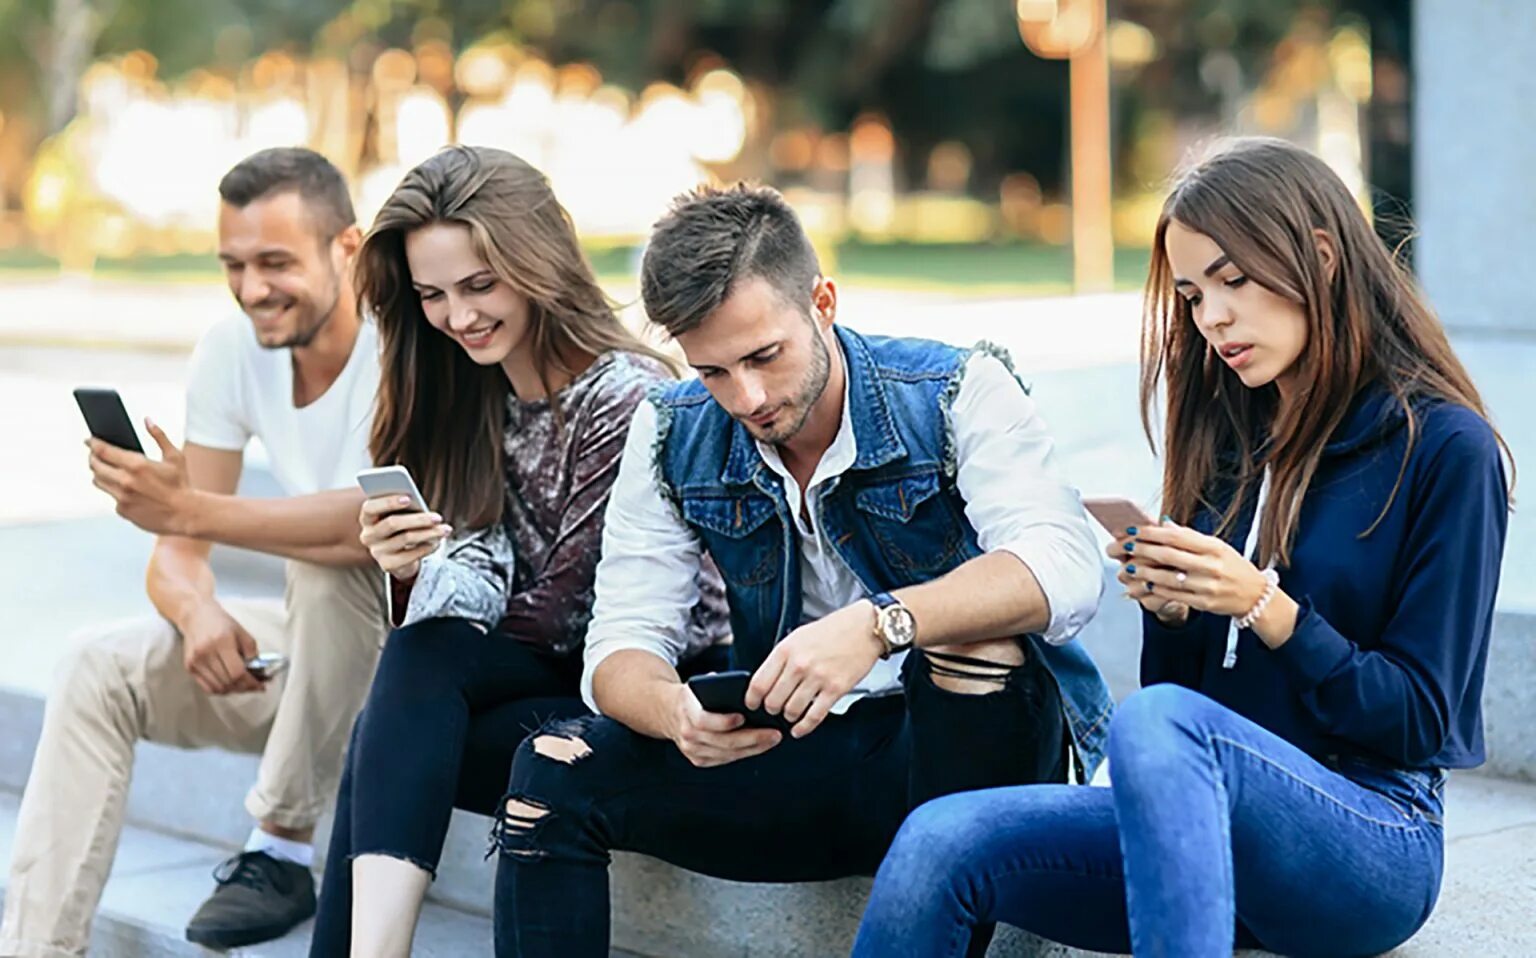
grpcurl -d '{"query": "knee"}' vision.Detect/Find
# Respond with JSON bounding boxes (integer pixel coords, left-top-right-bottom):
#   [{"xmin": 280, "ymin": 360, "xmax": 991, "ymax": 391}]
[
  {"xmin": 920, "ymin": 638, "xmax": 1025, "ymax": 696},
  {"xmin": 286, "ymin": 561, "xmax": 378, "ymax": 621},
  {"xmin": 494, "ymin": 717, "xmax": 602, "ymax": 862},
  {"xmin": 371, "ymin": 619, "xmax": 476, "ymax": 688},
  {"xmin": 887, "ymin": 793, "xmax": 987, "ymax": 872},
  {"xmin": 51, "ymin": 636, "xmax": 132, "ymax": 716},
  {"xmin": 1106, "ymin": 684, "xmax": 1211, "ymax": 776},
  {"xmin": 506, "ymin": 717, "xmax": 597, "ymax": 800},
  {"xmin": 287, "ymin": 559, "xmax": 352, "ymax": 600},
  {"xmin": 872, "ymin": 794, "xmax": 992, "ymax": 911}
]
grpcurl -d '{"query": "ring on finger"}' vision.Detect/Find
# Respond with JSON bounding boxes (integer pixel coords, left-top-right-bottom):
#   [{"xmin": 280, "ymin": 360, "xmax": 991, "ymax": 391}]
[{"xmin": 1175, "ymin": 571, "xmax": 1188, "ymax": 585}]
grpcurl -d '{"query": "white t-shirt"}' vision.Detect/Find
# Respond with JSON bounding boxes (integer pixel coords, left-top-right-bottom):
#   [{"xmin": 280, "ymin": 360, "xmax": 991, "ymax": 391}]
[{"xmin": 183, "ymin": 316, "xmax": 380, "ymax": 495}]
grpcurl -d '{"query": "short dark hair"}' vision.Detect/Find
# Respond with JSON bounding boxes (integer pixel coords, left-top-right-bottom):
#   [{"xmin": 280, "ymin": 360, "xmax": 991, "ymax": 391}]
[
  {"xmin": 640, "ymin": 183, "xmax": 820, "ymax": 337},
  {"xmin": 218, "ymin": 147, "xmax": 356, "ymax": 240}
]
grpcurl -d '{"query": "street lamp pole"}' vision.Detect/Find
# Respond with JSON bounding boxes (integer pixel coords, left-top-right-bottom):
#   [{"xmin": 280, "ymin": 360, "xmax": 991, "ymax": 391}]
[
  {"xmin": 1069, "ymin": 1, "xmax": 1113, "ymax": 293},
  {"xmin": 1018, "ymin": 0, "xmax": 1114, "ymax": 293}
]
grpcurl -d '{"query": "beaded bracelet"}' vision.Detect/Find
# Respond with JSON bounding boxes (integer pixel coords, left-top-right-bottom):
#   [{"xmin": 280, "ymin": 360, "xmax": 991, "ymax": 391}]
[{"xmin": 1235, "ymin": 567, "xmax": 1280, "ymax": 631}]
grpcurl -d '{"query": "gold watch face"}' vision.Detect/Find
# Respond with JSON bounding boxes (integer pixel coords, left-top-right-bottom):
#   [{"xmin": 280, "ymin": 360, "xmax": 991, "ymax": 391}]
[{"xmin": 880, "ymin": 605, "xmax": 917, "ymax": 649}]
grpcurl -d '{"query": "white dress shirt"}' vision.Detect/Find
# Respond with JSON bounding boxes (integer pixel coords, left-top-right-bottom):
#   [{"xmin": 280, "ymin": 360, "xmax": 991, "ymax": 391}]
[{"xmin": 580, "ymin": 342, "xmax": 1103, "ymax": 714}]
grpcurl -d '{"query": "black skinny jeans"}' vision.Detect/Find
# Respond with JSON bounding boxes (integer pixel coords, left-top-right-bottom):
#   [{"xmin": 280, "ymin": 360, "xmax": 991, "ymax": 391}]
[
  {"xmin": 308, "ymin": 617, "xmax": 588, "ymax": 956},
  {"xmin": 491, "ymin": 641, "xmax": 1067, "ymax": 958}
]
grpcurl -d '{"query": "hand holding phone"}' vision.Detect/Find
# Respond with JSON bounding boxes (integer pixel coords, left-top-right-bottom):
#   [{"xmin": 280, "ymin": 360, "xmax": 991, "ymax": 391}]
[
  {"xmin": 245, "ymin": 653, "xmax": 289, "ymax": 681},
  {"xmin": 686, "ymin": 671, "xmax": 798, "ymax": 733},
  {"xmin": 181, "ymin": 603, "xmax": 266, "ymax": 696},
  {"xmin": 668, "ymin": 673, "xmax": 785, "ymax": 768},
  {"xmin": 356, "ymin": 465, "xmax": 451, "ymax": 581},
  {"xmin": 1086, "ymin": 497, "xmax": 1192, "ymax": 626},
  {"xmin": 74, "ymin": 388, "xmax": 144, "ymax": 453}
]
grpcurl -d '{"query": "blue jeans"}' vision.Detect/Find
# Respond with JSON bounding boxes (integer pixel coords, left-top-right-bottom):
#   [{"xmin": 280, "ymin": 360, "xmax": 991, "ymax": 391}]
[{"xmin": 852, "ymin": 684, "xmax": 1445, "ymax": 958}]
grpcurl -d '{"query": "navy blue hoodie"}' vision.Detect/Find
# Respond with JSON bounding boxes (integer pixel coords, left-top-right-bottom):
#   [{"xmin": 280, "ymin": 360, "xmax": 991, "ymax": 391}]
[{"xmin": 1142, "ymin": 384, "xmax": 1509, "ymax": 769}]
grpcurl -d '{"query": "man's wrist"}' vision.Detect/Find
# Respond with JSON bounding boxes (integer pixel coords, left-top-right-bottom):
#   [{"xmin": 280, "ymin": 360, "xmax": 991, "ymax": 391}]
[
  {"xmin": 171, "ymin": 595, "xmax": 219, "ymax": 637},
  {"xmin": 179, "ymin": 489, "xmax": 211, "ymax": 539},
  {"xmin": 858, "ymin": 599, "xmax": 888, "ymax": 658}
]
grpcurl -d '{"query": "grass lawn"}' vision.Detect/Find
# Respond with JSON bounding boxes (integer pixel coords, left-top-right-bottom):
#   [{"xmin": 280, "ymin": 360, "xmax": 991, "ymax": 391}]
[{"xmin": 0, "ymin": 241, "xmax": 1152, "ymax": 297}]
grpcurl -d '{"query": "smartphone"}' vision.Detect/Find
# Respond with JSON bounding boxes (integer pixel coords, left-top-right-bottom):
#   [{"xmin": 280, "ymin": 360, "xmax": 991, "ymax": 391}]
[
  {"xmin": 246, "ymin": 653, "xmax": 289, "ymax": 681},
  {"xmin": 685, "ymin": 670, "xmax": 797, "ymax": 733},
  {"xmin": 356, "ymin": 465, "xmax": 430, "ymax": 512},
  {"xmin": 1083, "ymin": 497, "xmax": 1156, "ymax": 538},
  {"xmin": 74, "ymin": 388, "xmax": 145, "ymax": 454}
]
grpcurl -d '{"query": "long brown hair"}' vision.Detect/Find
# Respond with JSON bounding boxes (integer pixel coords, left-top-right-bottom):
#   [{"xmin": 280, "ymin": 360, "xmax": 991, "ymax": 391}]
[
  {"xmin": 1141, "ymin": 136, "xmax": 1512, "ymax": 566},
  {"xmin": 359, "ymin": 145, "xmax": 678, "ymax": 528}
]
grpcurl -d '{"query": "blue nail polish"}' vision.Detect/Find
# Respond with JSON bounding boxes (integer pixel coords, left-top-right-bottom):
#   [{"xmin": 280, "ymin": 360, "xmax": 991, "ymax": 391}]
[
  {"xmin": 1124, "ymin": 542, "xmax": 1134, "ymax": 552},
  {"xmin": 1126, "ymin": 564, "xmax": 1137, "ymax": 574},
  {"xmin": 1125, "ymin": 526, "xmax": 1138, "ymax": 536}
]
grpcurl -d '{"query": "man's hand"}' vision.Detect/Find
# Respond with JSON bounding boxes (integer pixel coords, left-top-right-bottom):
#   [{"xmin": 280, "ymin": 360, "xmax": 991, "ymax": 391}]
[
  {"xmin": 667, "ymin": 683, "xmax": 781, "ymax": 768},
  {"xmin": 181, "ymin": 601, "xmax": 265, "ymax": 695},
  {"xmin": 87, "ymin": 420, "xmax": 197, "ymax": 536},
  {"xmin": 745, "ymin": 600, "xmax": 884, "ymax": 740}
]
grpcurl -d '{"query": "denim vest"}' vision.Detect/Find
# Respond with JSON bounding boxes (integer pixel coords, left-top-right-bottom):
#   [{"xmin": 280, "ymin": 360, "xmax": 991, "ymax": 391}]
[{"xmin": 650, "ymin": 326, "xmax": 1114, "ymax": 777}]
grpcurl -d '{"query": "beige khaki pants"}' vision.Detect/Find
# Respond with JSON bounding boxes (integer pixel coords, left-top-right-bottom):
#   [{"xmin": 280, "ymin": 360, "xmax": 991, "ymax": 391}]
[{"xmin": 0, "ymin": 561, "xmax": 385, "ymax": 958}]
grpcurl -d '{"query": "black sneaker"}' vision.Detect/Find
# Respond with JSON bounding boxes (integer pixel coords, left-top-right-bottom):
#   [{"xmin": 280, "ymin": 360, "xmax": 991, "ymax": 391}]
[{"xmin": 184, "ymin": 850, "xmax": 316, "ymax": 950}]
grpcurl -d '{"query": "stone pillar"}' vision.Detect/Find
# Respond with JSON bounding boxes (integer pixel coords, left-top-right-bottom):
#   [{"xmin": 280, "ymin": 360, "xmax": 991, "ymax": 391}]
[
  {"xmin": 1414, "ymin": 0, "xmax": 1535, "ymax": 609},
  {"xmin": 1413, "ymin": 0, "xmax": 1536, "ymax": 336}
]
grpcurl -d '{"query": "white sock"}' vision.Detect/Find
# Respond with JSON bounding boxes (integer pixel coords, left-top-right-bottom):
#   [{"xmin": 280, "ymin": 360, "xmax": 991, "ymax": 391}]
[{"xmin": 245, "ymin": 827, "xmax": 315, "ymax": 868}]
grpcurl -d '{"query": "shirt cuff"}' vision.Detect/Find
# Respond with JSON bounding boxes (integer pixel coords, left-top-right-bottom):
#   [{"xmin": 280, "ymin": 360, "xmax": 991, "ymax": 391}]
[
  {"xmin": 399, "ymin": 550, "xmax": 506, "ymax": 632},
  {"xmin": 581, "ymin": 641, "xmax": 681, "ymax": 714},
  {"xmin": 1269, "ymin": 598, "xmax": 1352, "ymax": 691},
  {"xmin": 994, "ymin": 544, "xmax": 1101, "ymax": 645}
]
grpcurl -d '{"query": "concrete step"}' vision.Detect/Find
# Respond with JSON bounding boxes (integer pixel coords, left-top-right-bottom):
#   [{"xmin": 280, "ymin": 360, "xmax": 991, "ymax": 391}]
[
  {"xmin": 0, "ymin": 792, "xmax": 497, "ymax": 958},
  {"xmin": 3, "ymin": 768, "xmax": 1534, "ymax": 957}
]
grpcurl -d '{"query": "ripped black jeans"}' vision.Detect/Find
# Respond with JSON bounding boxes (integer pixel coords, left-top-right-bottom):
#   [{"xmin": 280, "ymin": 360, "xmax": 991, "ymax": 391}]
[
  {"xmin": 491, "ymin": 643, "xmax": 1066, "ymax": 958},
  {"xmin": 308, "ymin": 617, "xmax": 589, "ymax": 957}
]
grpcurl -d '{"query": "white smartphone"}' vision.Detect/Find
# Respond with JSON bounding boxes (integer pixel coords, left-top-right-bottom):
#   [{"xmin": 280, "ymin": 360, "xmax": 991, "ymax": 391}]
[
  {"xmin": 356, "ymin": 465, "xmax": 430, "ymax": 512},
  {"xmin": 245, "ymin": 652, "xmax": 289, "ymax": 681},
  {"xmin": 1083, "ymin": 497, "xmax": 1157, "ymax": 538}
]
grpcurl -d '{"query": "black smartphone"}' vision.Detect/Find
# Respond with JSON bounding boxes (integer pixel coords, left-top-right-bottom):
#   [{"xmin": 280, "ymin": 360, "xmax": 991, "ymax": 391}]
[
  {"xmin": 685, "ymin": 670, "xmax": 797, "ymax": 733},
  {"xmin": 73, "ymin": 388, "xmax": 144, "ymax": 454}
]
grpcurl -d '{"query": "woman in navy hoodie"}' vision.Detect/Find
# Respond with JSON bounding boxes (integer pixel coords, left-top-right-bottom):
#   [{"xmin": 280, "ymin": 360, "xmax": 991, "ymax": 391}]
[{"xmin": 852, "ymin": 137, "xmax": 1513, "ymax": 958}]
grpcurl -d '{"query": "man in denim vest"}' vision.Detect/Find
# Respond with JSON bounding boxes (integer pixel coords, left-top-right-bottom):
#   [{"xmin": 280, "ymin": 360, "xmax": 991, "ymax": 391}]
[{"xmin": 491, "ymin": 184, "xmax": 1113, "ymax": 955}]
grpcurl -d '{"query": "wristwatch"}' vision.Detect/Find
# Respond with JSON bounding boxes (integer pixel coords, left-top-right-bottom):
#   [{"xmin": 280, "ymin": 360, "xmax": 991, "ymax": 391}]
[{"xmin": 869, "ymin": 592, "xmax": 917, "ymax": 659}]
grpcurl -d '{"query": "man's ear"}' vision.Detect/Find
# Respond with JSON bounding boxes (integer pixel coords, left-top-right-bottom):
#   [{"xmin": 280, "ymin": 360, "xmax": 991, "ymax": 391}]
[
  {"xmin": 810, "ymin": 275, "xmax": 838, "ymax": 330},
  {"xmin": 334, "ymin": 224, "xmax": 364, "ymax": 260},
  {"xmin": 1313, "ymin": 228, "xmax": 1338, "ymax": 283}
]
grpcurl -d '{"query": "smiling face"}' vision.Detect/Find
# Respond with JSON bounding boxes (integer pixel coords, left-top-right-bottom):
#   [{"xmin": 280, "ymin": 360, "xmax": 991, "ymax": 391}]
[
  {"xmin": 218, "ymin": 191, "xmax": 346, "ymax": 349},
  {"xmin": 675, "ymin": 275, "xmax": 834, "ymax": 446},
  {"xmin": 1164, "ymin": 218, "xmax": 1310, "ymax": 395},
  {"xmin": 403, "ymin": 222, "xmax": 533, "ymax": 366}
]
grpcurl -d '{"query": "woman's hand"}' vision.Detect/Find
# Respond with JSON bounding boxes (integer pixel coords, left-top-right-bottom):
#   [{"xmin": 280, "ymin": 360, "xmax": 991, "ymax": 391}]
[
  {"xmin": 1105, "ymin": 530, "xmax": 1191, "ymax": 626},
  {"xmin": 1117, "ymin": 522, "xmax": 1272, "ymax": 617},
  {"xmin": 359, "ymin": 495, "xmax": 452, "ymax": 581}
]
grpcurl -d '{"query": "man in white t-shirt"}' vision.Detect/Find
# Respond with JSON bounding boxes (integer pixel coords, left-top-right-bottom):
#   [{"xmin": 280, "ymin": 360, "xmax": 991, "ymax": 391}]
[{"xmin": 0, "ymin": 148, "xmax": 386, "ymax": 956}]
